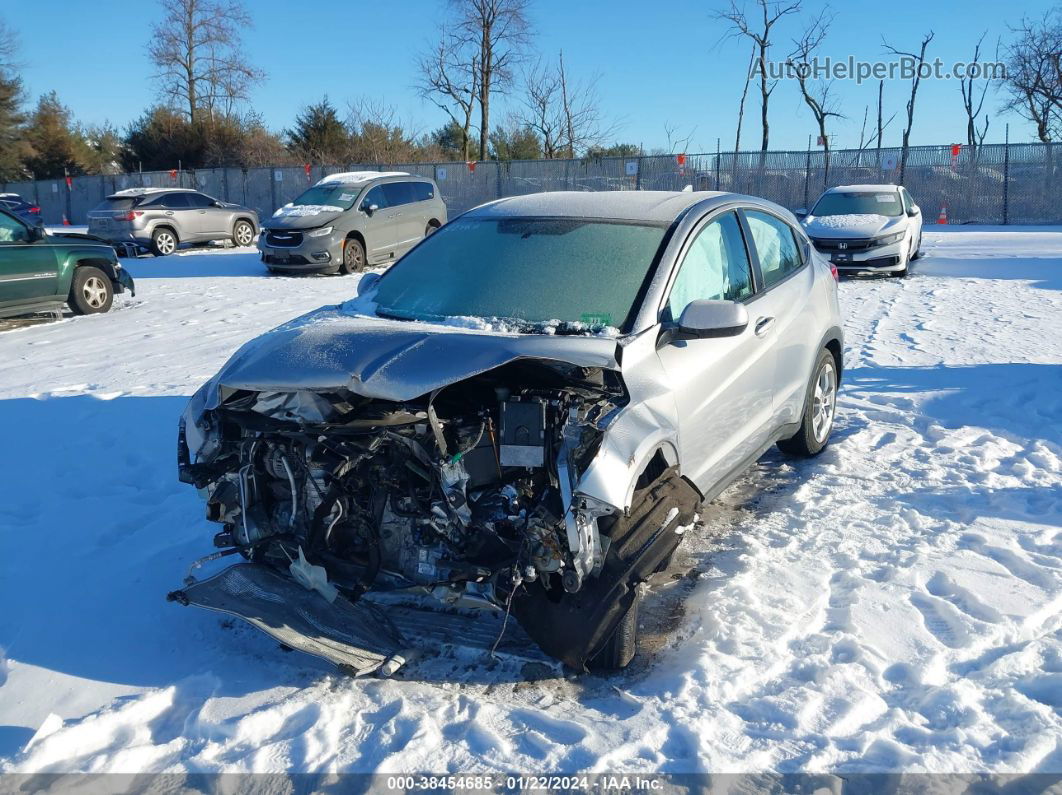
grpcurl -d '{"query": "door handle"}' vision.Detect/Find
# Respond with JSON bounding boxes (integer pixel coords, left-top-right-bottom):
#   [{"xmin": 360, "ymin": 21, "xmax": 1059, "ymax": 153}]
[
  {"xmin": 197, "ymin": 210, "xmax": 207, "ymax": 214},
  {"xmin": 165, "ymin": 211, "xmax": 174, "ymax": 216},
  {"xmin": 754, "ymin": 316, "xmax": 775, "ymax": 337}
]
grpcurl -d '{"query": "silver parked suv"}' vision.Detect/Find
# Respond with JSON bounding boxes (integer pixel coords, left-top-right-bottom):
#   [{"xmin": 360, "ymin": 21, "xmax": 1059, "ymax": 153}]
[
  {"xmin": 87, "ymin": 188, "xmax": 259, "ymax": 256},
  {"xmin": 258, "ymin": 171, "xmax": 447, "ymax": 274},
  {"xmin": 175, "ymin": 191, "xmax": 843, "ymax": 673}
]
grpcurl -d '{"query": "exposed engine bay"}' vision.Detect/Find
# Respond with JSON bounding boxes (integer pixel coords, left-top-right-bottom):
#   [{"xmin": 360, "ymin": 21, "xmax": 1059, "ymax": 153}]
[{"xmin": 176, "ymin": 357, "xmax": 700, "ymax": 671}]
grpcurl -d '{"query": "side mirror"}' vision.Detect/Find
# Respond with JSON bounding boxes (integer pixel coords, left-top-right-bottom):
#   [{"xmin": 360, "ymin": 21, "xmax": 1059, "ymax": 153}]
[
  {"xmin": 362, "ymin": 203, "xmax": 379, "ymax": 216},
  {"xmin": 907, "ymin": 205, "xmax": 920, "ymax": 217},
  {"xmin": 357, "ymin": 272, "xmax": 381, "ymax": 295},
  {"xmin": 794, "ymin": 208, "xmax": 809, "ymax": 219},
  {"xmin": 28, "ymin": 225, "xmax": 45, "ymax": 242},
  {"xmin": 674, "ymin": 299, "xmax": 749, "ymax": 339}
]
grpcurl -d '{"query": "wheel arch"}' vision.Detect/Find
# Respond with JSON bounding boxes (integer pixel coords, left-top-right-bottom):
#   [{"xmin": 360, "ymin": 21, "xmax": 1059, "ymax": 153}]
[
  {"xmin": 233, "ymin": 215, "xmax": 257, "ymax": 234},
  {"xmin": 820, "ymin": 325, "xmax": 844, "ymax": 382}
]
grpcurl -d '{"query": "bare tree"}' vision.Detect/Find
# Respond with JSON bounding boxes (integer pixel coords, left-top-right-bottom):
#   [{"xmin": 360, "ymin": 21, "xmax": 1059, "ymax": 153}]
[
  {"xmin": 663, "ymin": 121, "xmax": 696, "ymax": 154},
  {"xmin": 787, "ymin": 9, "xmax": 842, "ymax": 168},
  {"xmin": 1002, "ymin": 11, "xmax": 1062, "ymax": 143},
  {"xmin": 734, "ymin": 43, "xmax": 756, "ymax": 155},
  {"xmin": 715, "ymin": 0, "xmax": 802, "ymax": 152},
  {"xmin": 518, "ymin": 52, "xmax": 612, "ymax": 158},
  {"xmin": 147, "ymin": 0, "xmax": 265, "ymax": 124},
  {"xmin": 348, "ymin": 98, "xmax": 423, "ymax": 164},
  {"xmin": 883, "ymin": 30, "xmax": 935, "ymax": 181},
  {"xmin": 959, "ymin": 32, "xmax": 994, "ymax": 147},
  {"xmin": 451, "ymin": 0, "xmax": 532, "ymax": 161},
  {"xmin": 416, "ymin": 34, "xmax": 480, "ymax": 161},
  {"xmin": 0, "ymin": 18, "xmax": 19, "ymax": 72}
]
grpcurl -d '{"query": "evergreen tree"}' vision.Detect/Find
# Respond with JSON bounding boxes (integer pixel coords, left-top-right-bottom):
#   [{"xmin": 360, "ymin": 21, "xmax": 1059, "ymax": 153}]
[
  {"xmin": 0, "ymin": 19, "xmax": 27, "ymax": 180},
  {"xmin": 22, "ymin": 91, "xmax": 89, "ymax": 178},
  {"xmin": 285, "ymin": 98, "xmax": 350, "ymax": 163}
]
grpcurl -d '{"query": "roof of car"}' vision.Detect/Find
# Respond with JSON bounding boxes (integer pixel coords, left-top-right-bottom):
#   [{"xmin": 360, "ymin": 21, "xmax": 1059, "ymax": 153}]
[
  {"xmin": 315, "ymin": 171, "xmax": 413, "ymax": 187},
  {"xmin": 466, "ymin": 190, "xmax": 743, "ymax": 223},
  {"xmin": 825, "ymin": 184, "xmax": 900, "ymax": 193},
  {"xmin": 110, "ymin": 187, "xmax": 196, "ymax": 197}
]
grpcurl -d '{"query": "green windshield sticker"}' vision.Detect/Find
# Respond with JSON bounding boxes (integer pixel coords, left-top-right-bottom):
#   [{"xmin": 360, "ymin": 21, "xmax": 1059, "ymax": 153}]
[{"xmin": 580, "ymin": 312, "xmax": 612, "ymax": 326}]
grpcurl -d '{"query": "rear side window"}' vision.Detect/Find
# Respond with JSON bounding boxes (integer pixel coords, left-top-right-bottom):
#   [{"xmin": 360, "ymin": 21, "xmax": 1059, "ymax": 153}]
[
  {"xmin": 666, "ymin": 212, "xmax": 753, "ymax": 321},
  {"xmin": 98, "ymin": 197, "xmax": 138, "ymax": 211},
  {"xmin": 411, "ymin": 182, "xmax": 435, "ymax": 201},
  {"xmin": 165, "ymin": 193, "xmax": 192, "ymax": 209},
  {"xmin": 745, "ymin": 210, "xmax": 803, "ymax": 288},
  {"xmin": 382, "ymin": 182, "xmax": 414, "ymax": 207}
]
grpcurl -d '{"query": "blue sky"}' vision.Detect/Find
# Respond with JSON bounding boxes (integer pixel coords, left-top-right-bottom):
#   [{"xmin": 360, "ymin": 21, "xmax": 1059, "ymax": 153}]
[{"xmin": 4, "ymin": 0, "xmax": 1057, "ymax": 153}]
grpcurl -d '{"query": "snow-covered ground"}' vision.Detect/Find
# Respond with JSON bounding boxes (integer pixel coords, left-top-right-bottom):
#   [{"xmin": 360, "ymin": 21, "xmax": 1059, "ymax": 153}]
[{"xmin": 0, "ymin": 228, "xmax": 1059, "ymax": 775}]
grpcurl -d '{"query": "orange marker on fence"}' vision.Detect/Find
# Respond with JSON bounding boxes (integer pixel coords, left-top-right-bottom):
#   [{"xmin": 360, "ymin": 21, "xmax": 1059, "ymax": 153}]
[{"xmin": 937, "ymin": 205, "xmax": 948, "ymax": 225}]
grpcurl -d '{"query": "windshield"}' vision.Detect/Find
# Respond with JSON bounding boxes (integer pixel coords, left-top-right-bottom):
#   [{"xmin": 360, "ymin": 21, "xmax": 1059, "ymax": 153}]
[
  {"xmin": 291, "ymin": 184, "xmax": 361, "ymax": 210},
  {"xmin": 812, "ymin": 191, "xmax": 903, "ymax": 217},
  {"xmin": 369, "ymin": 217, "xmax": 668, "ymax": 332}
]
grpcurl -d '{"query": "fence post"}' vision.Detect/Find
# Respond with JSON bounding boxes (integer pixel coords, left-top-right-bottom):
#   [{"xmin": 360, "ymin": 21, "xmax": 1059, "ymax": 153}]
[
  {"xmin": 1003, "ymin": 126, "xmax": 1010, "ymax": 226},
  {"xmin": 270, "ymin": 168, "xmax": 277, "ymax": 216},
  {"xmin": 803, "ymin": 136, "xmax": 811, "ymax": 210},
  {"xmin": 495, "ymin": 161, "xmax": 502, "ymax": 199},
  {"xmin": 635, "ymin": 157, "xmax": 642, "ymax": 191}
]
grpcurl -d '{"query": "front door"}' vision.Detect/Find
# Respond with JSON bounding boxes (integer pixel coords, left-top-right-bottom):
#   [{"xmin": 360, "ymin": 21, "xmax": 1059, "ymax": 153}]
[
  {"xmin": 190, "ymin": 193, "xmax": 228, "ymax": 236},
  {"xmin": 360, "ymin": 185, "xmax": 403, "ymax": 263},
  {"xmin": 0, "ymin": 212, "xmax": 58, "ymax": 309},
  {"xmin": 655, "ymin": 210, "xmax": 776, "ymax": 495}
]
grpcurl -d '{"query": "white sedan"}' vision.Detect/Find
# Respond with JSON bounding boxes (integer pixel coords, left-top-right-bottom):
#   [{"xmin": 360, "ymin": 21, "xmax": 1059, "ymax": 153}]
[{"xmin": 798, "ymin": 184, "xmax": 923, "ymax": 276}]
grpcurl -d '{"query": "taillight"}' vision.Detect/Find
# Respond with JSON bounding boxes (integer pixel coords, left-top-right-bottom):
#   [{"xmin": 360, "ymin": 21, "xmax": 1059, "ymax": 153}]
[
  {"xmin": 29, "ymin": 206, "xmax": 40, "ymax": 214},
  {"xmin": 117, "ymin": 211, "xmax": 144, "ymax": 221}
]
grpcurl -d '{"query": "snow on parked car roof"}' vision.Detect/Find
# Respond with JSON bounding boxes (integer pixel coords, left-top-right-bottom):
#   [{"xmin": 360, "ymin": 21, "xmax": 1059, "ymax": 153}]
[
  {"xmin": 826, "ymin": 184, "xmax": 900, "ymax": 193},
  {"xmin": 315, "ymin": 171, "xmax": 411, "ymax": 186},
  {"xmin": 109, "ymin": 187, "xmax": 195, "ymax": 197},
  {"xmin": 467, "ymin": 190, "xmax": 739, "ymax": 223}
]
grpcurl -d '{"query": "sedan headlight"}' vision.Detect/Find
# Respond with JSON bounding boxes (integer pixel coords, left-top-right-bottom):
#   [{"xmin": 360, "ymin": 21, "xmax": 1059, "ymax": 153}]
[
  {"xmin": 873, "ymin": 231, "xmax": 905, "ymax": 246},
  {"xmin": 307, "ymin": 226, "xmax": 334, "ymax": 238}
]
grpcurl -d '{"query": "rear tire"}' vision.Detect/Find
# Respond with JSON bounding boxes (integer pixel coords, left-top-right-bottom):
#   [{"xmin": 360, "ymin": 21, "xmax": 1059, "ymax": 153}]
[
  {"xmin": 340, "ymin": 237, "xmax": 365, "ymax": 274},
  {"xmin": 232, "ymin": 220, "xmax": 255, "ymax": 247},
  {"xmin": 151, "ymin": 228, "xmax": 177, "ymax": 257},
  {"xmin": 778, "ymin": 349, "xmax": 838, "ymax": 457},
  {"xmin": 68, "ymin": 266, "xmax": 114, "ymax": 315}
]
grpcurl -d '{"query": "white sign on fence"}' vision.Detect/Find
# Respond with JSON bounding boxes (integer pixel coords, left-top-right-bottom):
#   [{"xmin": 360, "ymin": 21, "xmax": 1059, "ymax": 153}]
[
  {"xmin": 437, "ymin": 167, "xmax": 448, "ymax": 181},
  {"xmin": 274, "ymin": 170, "xmax": 283, "ymax": 182},
  {"xmin": 625, "ymin": 160, "xmax": 638, "ymax": 176},
  {"xmin": 882, "ymin": 154, "xmax": 898, "ymax": 171}
]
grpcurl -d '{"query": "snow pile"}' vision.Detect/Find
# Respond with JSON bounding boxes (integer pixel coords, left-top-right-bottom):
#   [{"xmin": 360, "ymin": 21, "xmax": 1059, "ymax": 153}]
[{"xmin": 0, "ymin": 228, "xmax": 1059, "ymax": 775}]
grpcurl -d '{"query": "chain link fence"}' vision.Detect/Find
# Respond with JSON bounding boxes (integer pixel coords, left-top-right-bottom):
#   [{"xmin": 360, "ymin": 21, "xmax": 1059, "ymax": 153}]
[{"xmin": 4, "ymin": 142, "xmax": 1058, "ymax": 227}]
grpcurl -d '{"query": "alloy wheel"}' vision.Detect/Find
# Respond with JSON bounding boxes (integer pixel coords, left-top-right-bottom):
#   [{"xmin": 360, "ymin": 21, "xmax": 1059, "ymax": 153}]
[
  {"xmin": 82, "ymin": 276, "xmax": 109, "ymax": 309},
  {"xmin": 811, "ymin": 361, "xmax": 837, "ymax": 443},
  {"xmin": 235, "ymin": 223, "xmax": 254, "ymax": 246},
  {"xmin": 156, "ymin": 232, "xmax": 176, "ymax": 255}
]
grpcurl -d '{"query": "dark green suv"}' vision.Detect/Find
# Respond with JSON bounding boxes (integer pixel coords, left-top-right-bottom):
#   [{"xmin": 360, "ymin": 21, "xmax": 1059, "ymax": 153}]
[{"xmin": 0, "ymin": 207, "xmax": 135, "ymax": 320}]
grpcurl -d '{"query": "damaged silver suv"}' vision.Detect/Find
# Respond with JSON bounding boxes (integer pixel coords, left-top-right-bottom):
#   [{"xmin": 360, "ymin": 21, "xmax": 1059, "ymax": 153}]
[{"xmin": 173, "ymin": 191, "xmax": 843, "ymax": 673}]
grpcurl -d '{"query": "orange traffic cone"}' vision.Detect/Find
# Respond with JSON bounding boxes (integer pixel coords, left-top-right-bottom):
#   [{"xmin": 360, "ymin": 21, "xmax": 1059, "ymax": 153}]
[
  {"xmin": 936, "ymin": 205, "xmax": 948, "ymax": 225},
  {"xmin": 62, "ymin": 214, "xmax": 71, "ymax": 226}
]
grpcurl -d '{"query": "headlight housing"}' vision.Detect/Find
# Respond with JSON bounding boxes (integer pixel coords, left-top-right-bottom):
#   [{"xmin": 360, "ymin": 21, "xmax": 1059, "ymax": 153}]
[
  {"xmin": 874, "ymin": 231, "xmax": 905, "ymax": 246},
  {"xmin": 307, "ymin": 226, "xmax": 334, "ymax": 238}
]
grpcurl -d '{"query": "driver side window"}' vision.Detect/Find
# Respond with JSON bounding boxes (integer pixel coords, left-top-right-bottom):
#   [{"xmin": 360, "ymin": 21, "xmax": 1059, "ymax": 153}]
[
  {"xmin": 0, "ymin": 213, "xmax": 29, "ymax": 244},
  {"xmin": 362, "ymin": 186, "xmax": 388, "ymax": 211},
  {"xmin": 665, "ymin": 211, "xmax": 753, "ymax": 322}
]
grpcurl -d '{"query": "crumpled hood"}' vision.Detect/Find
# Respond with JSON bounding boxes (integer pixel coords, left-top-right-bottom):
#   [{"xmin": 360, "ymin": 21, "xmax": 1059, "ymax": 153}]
[
  {"xmin": 265, "ymin": 205, "xmax": 345, "ymax": 231},
  {"xmin": 803, "ymin": 214, "xmax": 903, "ymax": 239},
  {"xmin": 207, "ymin": 306, "xmax": 621, "ymax": 404}
]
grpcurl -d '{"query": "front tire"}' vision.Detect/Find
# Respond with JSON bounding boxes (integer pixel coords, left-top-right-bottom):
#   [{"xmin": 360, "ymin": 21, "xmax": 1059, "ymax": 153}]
[
  {"xmin": 232, "ymin": 220, "xmax": 255, "ymax": 247},
  {"xmin": 778, "ymin": 349, "xmax": 838, "ymax": 457},
  {"xmin": 68, "ymin": 266, "xmax": 114, "ymax": 315},
  {"xmin": 340, "ymin": 237, "xmax": 365, "ymax": 274},
  {"xmin": 151, "ymin": 228, "xmax": 178, "ymax": 257}
]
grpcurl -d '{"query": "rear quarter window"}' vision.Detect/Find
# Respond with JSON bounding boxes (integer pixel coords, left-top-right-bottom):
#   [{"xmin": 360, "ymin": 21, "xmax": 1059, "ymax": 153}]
[
  {"xmin": 412, "ymin": 182, "xmax": 435, "ymax": 201},
  {"xmin": 745, "ymin": 210, "xmax": 804, "ymax": 288}
]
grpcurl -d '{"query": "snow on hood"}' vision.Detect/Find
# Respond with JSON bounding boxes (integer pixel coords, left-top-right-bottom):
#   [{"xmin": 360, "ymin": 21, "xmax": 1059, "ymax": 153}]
[
  {"xmin": 272, "ymin": 204, "xmax": 345, "ymax": 218},
  {"xmin": 208, "ymin": 306, "xmax": 621, "ymax": 403},
  {"xmin": 803, "ymin": 213, "xmax": 903, "ymax": 239}
]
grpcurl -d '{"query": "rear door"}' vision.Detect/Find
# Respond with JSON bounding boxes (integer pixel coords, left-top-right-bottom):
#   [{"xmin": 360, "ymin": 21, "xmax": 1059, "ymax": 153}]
[
  {"xmin": 154, "ymin": 192, "xmax": 198, "ymax": 240},
  {"xmin": 0, "ymin": 212, "xmax": 59, "ymax": 308},
  {"xmin": 654, "ymin": 209, "xmax": 775, "ymax": 495},
  {"xmin": 739, "ymin": 209, "xmax": 820, "ymax": 429}
]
